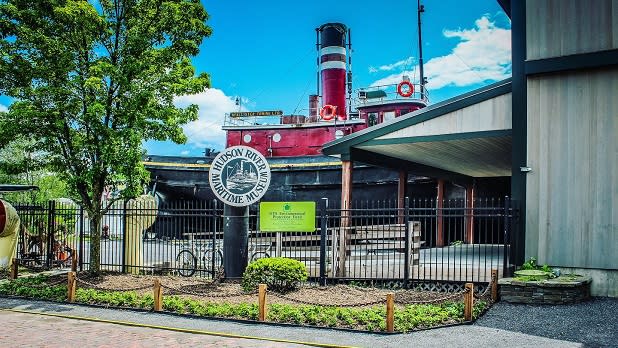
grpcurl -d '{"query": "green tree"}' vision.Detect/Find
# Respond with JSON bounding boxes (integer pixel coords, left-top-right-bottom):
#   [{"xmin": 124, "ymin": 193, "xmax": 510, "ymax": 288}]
[
  {"xmin": 0, "ymin": 136, "xmax": 70, "ymax": 203},
  {"xmin": 0, "ymin": 0, "xmax": 211, "ymax": 274}
]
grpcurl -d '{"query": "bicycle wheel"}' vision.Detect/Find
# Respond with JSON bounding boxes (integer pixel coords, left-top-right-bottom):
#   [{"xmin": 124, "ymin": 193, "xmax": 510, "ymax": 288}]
[
  {"xmin": 203, "ymin": 250, "xmax": 223, "ymax": 271},
  {"xmin": 250, "ymin": 251, "xmax": 270, "ymax": 262},
  {"xmin": 176, "ymin": 250, "xmax": 197, "ymax": 277}
]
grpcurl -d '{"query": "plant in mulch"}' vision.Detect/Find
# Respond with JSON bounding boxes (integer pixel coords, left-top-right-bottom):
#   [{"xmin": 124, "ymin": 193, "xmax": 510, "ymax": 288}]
[
  {"xmin": 241, "ymin": 257, "xmax": 308, "ymax": 293},
  {"xmin": 0, "ymin": 275, "xmax": 488, "ymax": 333}
]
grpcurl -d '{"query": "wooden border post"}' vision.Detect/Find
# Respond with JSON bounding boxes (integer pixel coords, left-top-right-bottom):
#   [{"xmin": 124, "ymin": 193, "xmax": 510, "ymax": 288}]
[
  {"xmin": 464, "ymin": 283, "xmax": 474, "ymax": 321},
  {"xmin": 386, "ymin": 293, "xmax": 394, "ymax": 332},
  {"xmin": 71, "ymin": 252, "xmax": 78, "ymax": 272},
  {"xmin": 258, "ymin": 284, "xmax": 267, "ymax": 321},
  {"xmin": 10, "ymin": 258, "xmax": 18, "ymax": 280},
  {"xmin": 153, "ymin": 279, "xmax": 163, "ymax": 311},
  {"xmin": 67, "ymin": 271, "xmax": 76, "ymax": 302},
  {"xmin": 491, "ymin": 269, "xmax": 498, "ymax": 302}
]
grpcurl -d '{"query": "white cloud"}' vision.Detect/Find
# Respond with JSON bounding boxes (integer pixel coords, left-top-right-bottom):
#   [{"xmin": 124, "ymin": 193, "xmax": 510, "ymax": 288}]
[
  {"xmin": 369, "ymin": 57, "xmax": 415, "ymax": 73},
  {"xmin": 0, "ymin": 104, "xmax": 7, "ymax": 112},
  {"xmin": 180, "ymin": 150, "xmax": 190, "ymax": 156},
  {"xmin": 174, "ymin": 88, "xmax": 243, "ymax": 151},
  {"xmin": 370, "ymin": 15, "xmax": 511, "ymax": 90}
]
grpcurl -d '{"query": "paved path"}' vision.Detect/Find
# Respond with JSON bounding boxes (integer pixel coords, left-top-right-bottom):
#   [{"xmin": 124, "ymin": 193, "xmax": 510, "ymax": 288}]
[{"xmin": 2, "ymin": 297, "xmax": 607, "ymax": 348}]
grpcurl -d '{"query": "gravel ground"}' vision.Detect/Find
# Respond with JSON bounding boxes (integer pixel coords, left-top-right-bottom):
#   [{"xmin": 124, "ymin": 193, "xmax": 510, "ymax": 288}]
[{"xmin": 475, "ymin": 298, "xmax": 618, "ymax": 347}]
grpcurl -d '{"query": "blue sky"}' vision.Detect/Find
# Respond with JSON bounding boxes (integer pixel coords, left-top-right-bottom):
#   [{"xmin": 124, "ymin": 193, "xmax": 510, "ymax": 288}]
[{"xmin": 0, "ymin": 0, "xmax": 512, "ymax": 157}]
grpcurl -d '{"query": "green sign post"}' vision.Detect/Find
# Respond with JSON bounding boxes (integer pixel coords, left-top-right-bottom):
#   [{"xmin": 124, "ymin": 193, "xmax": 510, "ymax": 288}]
[{"xmin": 259, "ymin": 202, "xmax": 316, "ymax": 232}]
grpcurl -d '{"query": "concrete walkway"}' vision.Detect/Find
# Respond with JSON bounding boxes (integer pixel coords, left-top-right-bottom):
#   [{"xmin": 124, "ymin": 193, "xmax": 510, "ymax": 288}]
[{"xmin": 3, "ymin": 297, "xmax": 613, "ymax": 347}]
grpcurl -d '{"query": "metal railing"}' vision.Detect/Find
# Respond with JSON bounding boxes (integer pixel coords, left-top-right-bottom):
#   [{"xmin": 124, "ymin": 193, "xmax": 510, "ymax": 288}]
[{"xmin": 13, "ymin": 197, "xmax": 516, "ymax": 286}]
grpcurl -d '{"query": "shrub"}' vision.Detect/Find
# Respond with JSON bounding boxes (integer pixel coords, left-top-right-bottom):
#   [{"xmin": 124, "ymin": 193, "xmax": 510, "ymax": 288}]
[{"xmin": 241, "ymin": 257, "xmax": 308, "ymax": 292}]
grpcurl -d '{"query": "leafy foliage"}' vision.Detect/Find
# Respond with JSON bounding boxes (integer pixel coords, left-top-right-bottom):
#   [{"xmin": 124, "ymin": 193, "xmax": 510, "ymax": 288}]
[
  {"xmin": 0, "ymin": 0, "xmax": 211, "ymax": 273},
  {"xmin": 519, "ymin": 257, "xmax": 556, "ymax": 279},
  {"xmin": 242, "ymin": 257, "xmax": 308, "ymax": 293},
  {"xmin": 0, "ymin": 275, "xmax": 489, "ymax": 333}
]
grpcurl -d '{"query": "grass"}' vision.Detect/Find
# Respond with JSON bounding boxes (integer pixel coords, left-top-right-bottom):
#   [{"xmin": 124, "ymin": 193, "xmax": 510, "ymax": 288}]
[{"xmin": 0, "ymin": 275, "xmax": 488, "ymax": 333}]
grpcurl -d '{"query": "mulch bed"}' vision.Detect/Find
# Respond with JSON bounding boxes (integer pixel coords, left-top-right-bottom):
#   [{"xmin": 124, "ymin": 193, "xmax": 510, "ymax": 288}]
[{"xmin": 45, "ymin": 272, "xmax": 463, "ymax": 307}]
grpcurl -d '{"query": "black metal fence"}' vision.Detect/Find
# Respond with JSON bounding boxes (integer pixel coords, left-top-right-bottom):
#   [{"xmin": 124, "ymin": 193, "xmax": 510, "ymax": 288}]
[{"xmin": 13, "ymin": 197, "xmax": 517, "ymax": 285}]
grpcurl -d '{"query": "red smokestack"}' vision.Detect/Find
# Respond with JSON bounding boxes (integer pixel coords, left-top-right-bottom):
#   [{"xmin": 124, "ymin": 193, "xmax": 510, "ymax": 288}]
[{"xmin": 318, "ymin": 23, "xmax": 348, "ymax": 121}]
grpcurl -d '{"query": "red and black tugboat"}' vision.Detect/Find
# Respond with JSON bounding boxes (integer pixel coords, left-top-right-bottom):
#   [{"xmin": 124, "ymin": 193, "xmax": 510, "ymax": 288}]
[{"xmin": 145, "ymin": 21, "xmax": 436, "ymax": 203}]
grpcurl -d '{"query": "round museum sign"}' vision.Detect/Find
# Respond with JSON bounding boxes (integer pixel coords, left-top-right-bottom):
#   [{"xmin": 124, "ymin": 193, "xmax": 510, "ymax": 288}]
[{"xmin": 209, "ymin": 146, "xmax": 271, "ymax": 207}]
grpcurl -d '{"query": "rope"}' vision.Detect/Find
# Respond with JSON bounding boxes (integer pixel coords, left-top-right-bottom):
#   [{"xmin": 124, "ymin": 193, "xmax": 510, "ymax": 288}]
[
  {"xmin": 473, "ymin": 284, "xmax": 491, "ymax": 300},
  {"xmin": 267, "ymin": 290, "xmax": 385, "ymax": 307},
  {"xmin": 160, "ymin": 283, "xmax": 257, "ymax": 297},
  {"xmin": 75, "ymin": 277, "xmax": 152, "ymax": 292},
  {"xmin": 395, "ymin": 289, "xmax": 467, "ymax": 305}
]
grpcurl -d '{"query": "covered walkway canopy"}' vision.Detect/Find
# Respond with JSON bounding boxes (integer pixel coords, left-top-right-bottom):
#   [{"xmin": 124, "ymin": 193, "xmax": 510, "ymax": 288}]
[{"xmin": 323, "ymin": 79, "xmax": 513, "ymax": 185}]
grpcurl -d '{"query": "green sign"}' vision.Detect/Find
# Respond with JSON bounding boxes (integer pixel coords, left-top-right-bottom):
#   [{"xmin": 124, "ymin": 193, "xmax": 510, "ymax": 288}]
[{"xmin": 259, "ymin": 201, "xmax": 316, "ymax": 232}]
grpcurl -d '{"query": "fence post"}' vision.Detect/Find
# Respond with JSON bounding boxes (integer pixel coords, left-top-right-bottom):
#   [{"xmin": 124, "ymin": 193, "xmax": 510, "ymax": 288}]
[
  {"xmin": 212, "ymin": 199, "xmax": 218, "ymax": 275},
  {"xmin": 404, "ymin": 197, "xmax": 410, "ymax": 284},
  {"xmin": 319, "ymin": 198, "xmax": 328, "ymax": 286},
  {"xmin": 258, "ymin": 284, "xmax": 267, "ymax": 321},
  {"xmin": 79, "ymin": 205, "xmax": 84, "ymax": 272},
  {"xmin": 491, "ymin": 269, "xmax": 499, "ymax": 302},
  {"xmin": 386, "ymin": 293, "xmax": 394, "ymax": 332},
  {"xmin": 46, "ymin": 200, "xmax": 55, "ymax": 268},
  {"xmin": 464, "ymin": 283, "xmax": 474, "ymax": 321},
  {"xmin": 122, "ymin": 200, "xmax": 127, "ymax": 273},
  {"xmin": 67, "ymin": 271, "xmax": 76, "ymax": 302},
  {"xmin": 503, "ymin": 197, "xmax": 511, "ymax": 277},
  {"xmin": 71, "ymin": 252, "xmax": 78, "ymax": 272},
  {"xmin": 10, "ymin": 258, "xmax": 18, "ymax": 280},
  {"xmin": 153, "ymin": 279, "xmax": 163, "ymax": 311}
]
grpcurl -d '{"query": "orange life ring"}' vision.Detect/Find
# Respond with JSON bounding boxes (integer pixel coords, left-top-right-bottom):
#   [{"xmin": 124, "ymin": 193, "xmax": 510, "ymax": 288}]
[
  {"xmin": 320, "ymin": 104, "xmax": 337, "ymax": 121},
  {"xmin": 397, "ymin": 81, "xmax": 414, "ymax": 98}
]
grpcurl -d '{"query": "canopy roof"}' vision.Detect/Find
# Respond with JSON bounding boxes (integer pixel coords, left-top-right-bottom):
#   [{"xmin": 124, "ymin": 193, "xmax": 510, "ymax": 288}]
[{"xmin": 322, "ymin": 79, "xmax": 513, "ymax": 184}]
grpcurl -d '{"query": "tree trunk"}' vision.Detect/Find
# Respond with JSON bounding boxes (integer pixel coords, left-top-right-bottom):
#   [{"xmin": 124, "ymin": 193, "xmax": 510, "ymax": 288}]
[{"xmin": 88, "ymin": 212, "xmax": 102, "ymax": 275}]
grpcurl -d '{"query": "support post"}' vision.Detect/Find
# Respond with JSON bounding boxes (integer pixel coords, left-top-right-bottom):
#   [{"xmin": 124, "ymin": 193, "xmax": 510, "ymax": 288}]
[
  {"xmin": 319, "ymin": 198, "xmax": 328, "ymax": 286},
  {"xmin": 403, "ymin": 197, "xmax": 410, "ymax": 283},
  {"xmin": 436, "ymin": 180, "xmax": 445, "ymax": 247},
  {"xmin": 153, "ymin": 278, "xmax": 163, "ymax": 311},
  {"xmin": 10, "ymin": 258, "xmax": 18, "ymax": 280},
  {"xmin": 258, "ymin": 284, "xmax": 267, "ymax": 321},
  {"xmin": 465, "ymin": 185, "xmax": 475, "ymax": 244},
  {"xmin": 491, "ymin": 269, "xmax": 499, "ymax": 302},
  {"xmin": 464, "ymin": 283, "xmax": 474, "ymax": 321},
  {"xmin": 339, "ymin": 160, "xmax": 353, "ymax": 277},
  {"xmin": 67, "ymin": 271, "xmax": 76, "ymax": 303},
  {"xmin": 503, "ymin": 197, "xmax": 511, "ymax": 277},
  {"xmin": 223, "ymin": 204, "xmax": 249, "ymax": 279},
  {"xmin": 386, "ymin": 293, "xmax": 394, "ymax": 332},
  {"xmin": 397, "ymin": 171, "xmax": 407, "ymax": 224}
]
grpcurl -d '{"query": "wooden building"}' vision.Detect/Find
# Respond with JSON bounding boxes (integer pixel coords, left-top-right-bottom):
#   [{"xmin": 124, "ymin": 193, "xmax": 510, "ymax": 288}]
[{"xmin": 324, "ymin": 0, "xmax": 617, "ymax": 296}]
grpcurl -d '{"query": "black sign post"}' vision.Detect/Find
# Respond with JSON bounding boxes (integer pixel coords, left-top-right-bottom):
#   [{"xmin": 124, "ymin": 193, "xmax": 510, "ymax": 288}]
[
  {"xmin": 209, "ymin": 146, "xmax": 271, "ymax": 279},
  {"xmin": 223, "ymin": 204, "xmax": 249, "ymax": 278}
]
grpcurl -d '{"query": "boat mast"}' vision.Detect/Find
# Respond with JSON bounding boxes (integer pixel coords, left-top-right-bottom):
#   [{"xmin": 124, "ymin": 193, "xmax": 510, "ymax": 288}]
[{"xmin": 417, "ymin": 0, "xmax": 426, "ymax": 100}]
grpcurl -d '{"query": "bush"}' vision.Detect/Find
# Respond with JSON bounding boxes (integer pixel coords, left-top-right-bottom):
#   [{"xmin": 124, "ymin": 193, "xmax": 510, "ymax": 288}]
[{"xmin": 241, "ymin": 257, "xmax": 308, "ymax": 293}]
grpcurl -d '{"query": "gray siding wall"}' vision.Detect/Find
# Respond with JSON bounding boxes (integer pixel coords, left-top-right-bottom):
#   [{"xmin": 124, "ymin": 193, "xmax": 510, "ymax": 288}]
[
  {"xmin": 526, "ymin": 0, "xmax": 618, "ymax": 60},
  {"xmin": 378, "ymin": 93, "xmax": 512, "ymax": 140},
  {"xmin": 525, "ymin": 68, "xmax": 618, "ymax": 270}
]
